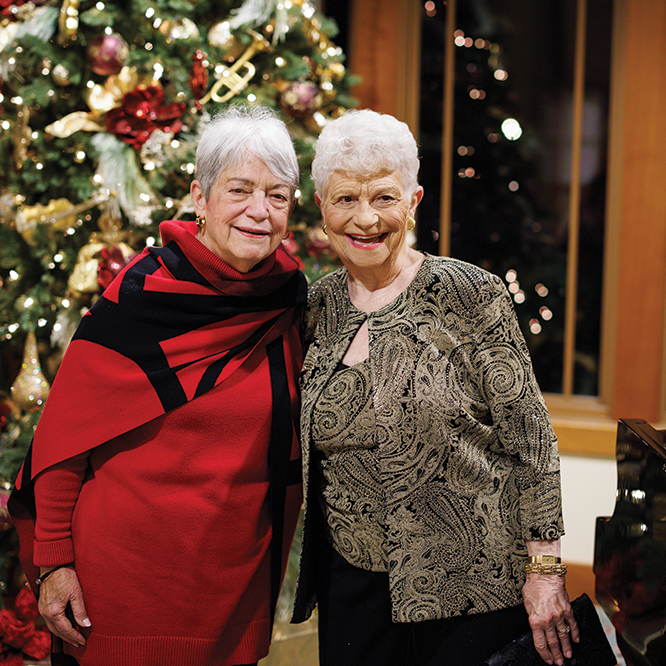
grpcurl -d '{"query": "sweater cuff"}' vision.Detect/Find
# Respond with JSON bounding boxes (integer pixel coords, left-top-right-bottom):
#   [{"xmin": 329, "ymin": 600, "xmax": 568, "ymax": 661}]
[{"xmin": 33, "ymin": 538, "xmax": 75, "ymax": 567}]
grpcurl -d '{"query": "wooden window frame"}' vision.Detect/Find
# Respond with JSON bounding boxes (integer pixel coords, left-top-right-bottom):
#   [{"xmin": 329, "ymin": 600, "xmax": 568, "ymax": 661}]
[{"xmin": 348, "ymin": 0, "xmax": 666, "ymax": 457}]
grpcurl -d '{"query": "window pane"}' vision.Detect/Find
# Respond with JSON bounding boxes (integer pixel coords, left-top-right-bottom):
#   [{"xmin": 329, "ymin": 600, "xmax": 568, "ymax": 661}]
[{"xmin": 418, "ymin": 0, "xmax": 611, "ymax": 395}]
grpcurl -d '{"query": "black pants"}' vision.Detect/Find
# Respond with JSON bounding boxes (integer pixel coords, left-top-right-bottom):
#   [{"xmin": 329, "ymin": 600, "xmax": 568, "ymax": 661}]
[{"xmin": 316, "ymin": 543, "xmax": 531, "ymax": 666}]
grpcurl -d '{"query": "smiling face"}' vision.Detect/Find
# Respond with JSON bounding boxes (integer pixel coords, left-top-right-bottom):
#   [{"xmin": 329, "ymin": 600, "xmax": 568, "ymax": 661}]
[
  {"xmin": 190, "ymin": 154, "xmax": 292, "ymax": 273},
  {"xmin": 317, "ymin": 170, "xmax": 423, "ymax": 273}
]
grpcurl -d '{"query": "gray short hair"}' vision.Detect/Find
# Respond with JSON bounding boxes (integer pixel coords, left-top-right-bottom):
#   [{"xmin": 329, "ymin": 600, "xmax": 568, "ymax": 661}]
[
  {"xmin": 195, "ymin": 105, "xmax": 299, "ymax": 200},
  {"xmin": 311, "ymin": 109, "xmax": 420, "ymax": 197}
]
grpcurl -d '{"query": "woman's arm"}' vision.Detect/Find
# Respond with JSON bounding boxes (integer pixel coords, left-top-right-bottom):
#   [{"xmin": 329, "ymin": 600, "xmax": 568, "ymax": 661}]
[
  {"xmin": 470, "ymin": 277, "xmax": 578, "ymax": 664},
  {"xmin": 522, "ymin": 540, "xmax": 580, "ymax": 666},
  {"xmin": 33, "ymin": 455, "xmax": 91, "ymax": 646}
]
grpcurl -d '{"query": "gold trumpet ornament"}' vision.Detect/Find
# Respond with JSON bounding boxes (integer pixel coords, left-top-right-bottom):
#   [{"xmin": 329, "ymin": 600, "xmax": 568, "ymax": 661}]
[{"xmin": 201, "ymin": 29, "xmax": 272, "ymax": 105}]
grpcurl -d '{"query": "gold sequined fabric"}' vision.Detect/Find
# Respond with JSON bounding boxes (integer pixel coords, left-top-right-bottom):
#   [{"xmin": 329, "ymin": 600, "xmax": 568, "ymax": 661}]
[{"xmin": 294, "ymin": 254, "xmax": 564, "ymax": 624}]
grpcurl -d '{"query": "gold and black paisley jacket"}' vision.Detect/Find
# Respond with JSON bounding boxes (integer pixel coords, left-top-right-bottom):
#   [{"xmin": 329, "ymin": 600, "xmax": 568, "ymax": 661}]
[{"xmin": 292, "ymin": 254, "xmax": 564, "ymax": 624}]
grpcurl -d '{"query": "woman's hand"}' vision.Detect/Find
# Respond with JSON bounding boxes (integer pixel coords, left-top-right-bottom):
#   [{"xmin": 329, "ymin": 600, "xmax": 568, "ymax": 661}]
[
  {"xmin": 522, "ymin": 574, "xmax": 580, "ymax": 665},
  {"xmin": 38, "ymin": 566, "xmax": 91, "ymax": 647}
]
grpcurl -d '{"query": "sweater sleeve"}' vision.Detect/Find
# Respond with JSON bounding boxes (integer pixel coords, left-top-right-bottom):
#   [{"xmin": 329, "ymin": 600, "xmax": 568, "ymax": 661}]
[{"xmin": 32, "ymin": 452, "xmax": 89, "ymax": 567}]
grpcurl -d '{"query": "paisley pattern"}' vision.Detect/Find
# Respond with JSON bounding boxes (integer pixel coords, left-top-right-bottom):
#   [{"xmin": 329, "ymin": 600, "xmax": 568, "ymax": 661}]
[
  {"xmin": 294, "ymin": 254, "xmax": 564, "ymax": 624},
  {"xmin": 311, "ymin": 359, "xmax": 389, "ymax": 571}
]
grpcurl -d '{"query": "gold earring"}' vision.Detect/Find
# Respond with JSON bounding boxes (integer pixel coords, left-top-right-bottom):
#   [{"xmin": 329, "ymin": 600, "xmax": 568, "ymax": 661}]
[
  {"xmin": 322, "ymin": 223, "xmax": 328, "ymax": 236},
  {"xmin": 407, "ymin": 216, "xmax": 416, "ymax": 231},
  {"xmin": 195, "ymin": 216, "xmax": 205, "ymax": 229}
]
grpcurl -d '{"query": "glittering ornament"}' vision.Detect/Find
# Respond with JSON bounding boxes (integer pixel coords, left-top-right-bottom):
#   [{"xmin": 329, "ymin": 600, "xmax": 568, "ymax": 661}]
[
  {"xmin": 97, "ymin": 245, "xmax": 133, "ymax": 290},
  {"xmin": 14, "ymin": 197, "xmax": 78, "ymax": 244},
  {"xmin": 105, "ymin": 85, "xmax": 186, "ymax": 149},
  {"xmin": 158, "ymin": 17, "xmax": 199, "ymax": 42},
  {"xmin": 10, "ymin": 331, "xmax": 50, "ymax": 413},
  {"xmin": 68, "ymin": 240, "xmax": 107, "ymax": 296},
  {"xmin": 52, "ymin": 63, "xmax": 71, "ymax": 86},
  {"xmin": 86, "ymin": 32, "xmax": 129, "ymax": 77},
  {"xmin": 190, "ymin": 50, "xmax": 208, "ymax": 109},
  {"xmin": 280, "ymin": 80, "xmax": 323, "ymax": 120}
]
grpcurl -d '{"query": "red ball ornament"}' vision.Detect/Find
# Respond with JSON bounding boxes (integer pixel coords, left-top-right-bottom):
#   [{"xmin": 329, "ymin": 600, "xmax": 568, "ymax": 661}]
[
  {"xmin": 280, "ymin": 80, "xmax": 323, "ymax": 120},
  {"xmin": 87, "ymin": 33, "xmax": 129, "ymax": 77}
]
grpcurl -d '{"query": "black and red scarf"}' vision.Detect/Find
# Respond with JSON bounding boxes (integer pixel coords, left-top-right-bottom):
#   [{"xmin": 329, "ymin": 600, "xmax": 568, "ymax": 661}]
[{"xmin": 10, "ymin": 221, "xmax": 306, "ymax": 622}]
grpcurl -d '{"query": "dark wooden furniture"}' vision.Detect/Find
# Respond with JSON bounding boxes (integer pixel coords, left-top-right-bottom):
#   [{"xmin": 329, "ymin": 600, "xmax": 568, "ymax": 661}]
[{"xmin": 594, "ymin": 418, "xmax": 666, "ymax": 666}]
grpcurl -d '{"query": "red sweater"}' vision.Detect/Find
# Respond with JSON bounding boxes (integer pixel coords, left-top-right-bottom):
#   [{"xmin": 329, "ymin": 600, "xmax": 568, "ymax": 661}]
[{"xmin": 27, "ymin": 222, "xmax": 304, "ymax": 666}]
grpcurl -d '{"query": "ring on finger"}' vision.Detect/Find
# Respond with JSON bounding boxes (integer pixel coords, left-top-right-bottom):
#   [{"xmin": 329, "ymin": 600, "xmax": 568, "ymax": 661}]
[{"xmin": 557, "ymin": 626, "xmax": 570, "ymax": 636}]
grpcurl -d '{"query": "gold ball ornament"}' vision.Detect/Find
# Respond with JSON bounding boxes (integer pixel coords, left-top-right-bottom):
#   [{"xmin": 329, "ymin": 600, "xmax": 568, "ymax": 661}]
[
  {"xmin": 52, "ymin": 63, "xmax": 71, "ymax": 86},
  {"xmin": 158, "ymin": 17, "xmax": 199, "ymax": 42},
  {"xmin": 10, "ymin": 331, "xmax": 51, "ymax": 413}
]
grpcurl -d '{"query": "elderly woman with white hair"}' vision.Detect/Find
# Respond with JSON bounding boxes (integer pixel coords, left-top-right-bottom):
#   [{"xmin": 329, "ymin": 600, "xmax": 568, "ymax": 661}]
[
  {"xmin": 10, "ymin": 105, "xmax": 306, "ymax": 666},
  {"xmin": 292, "ymin": 109, "xmax": 579, "ymax": 666}
]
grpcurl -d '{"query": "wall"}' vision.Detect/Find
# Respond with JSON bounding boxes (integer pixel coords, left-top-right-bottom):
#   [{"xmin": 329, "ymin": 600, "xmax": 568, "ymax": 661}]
[{"xmin": 560, "ymin": 454, "xmax": 617, "ymax": 565}]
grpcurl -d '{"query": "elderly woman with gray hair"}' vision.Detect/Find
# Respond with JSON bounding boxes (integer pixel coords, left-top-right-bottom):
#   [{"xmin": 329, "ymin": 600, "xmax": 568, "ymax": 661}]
[
  {"xmin": 292, "ymin": 109, "xmax": 579, "ymax": 666},
  {"xmin": 10, "ymin": 105, "xmax": 306, "ymax": 666}
]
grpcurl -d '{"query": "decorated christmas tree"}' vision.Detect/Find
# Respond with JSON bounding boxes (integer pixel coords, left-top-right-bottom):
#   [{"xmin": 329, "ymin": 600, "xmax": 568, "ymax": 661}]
[{"xmin": 0, "ymin": 0, "xmax": 354, "ymax": 601}]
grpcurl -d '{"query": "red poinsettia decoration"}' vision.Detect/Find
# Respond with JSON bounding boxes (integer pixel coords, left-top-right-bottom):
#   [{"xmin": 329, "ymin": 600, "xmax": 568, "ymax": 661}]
[
  {"xmin": 0, "ymin": 588, "xmax": 50, "ymax": 664},
  {"xmin": 105, "ymin": 85, "xmax": 186, "ymax": 149},
  {"xmin": 97, "ymin": 246, "xmax": 133, "ymax": 290}
]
